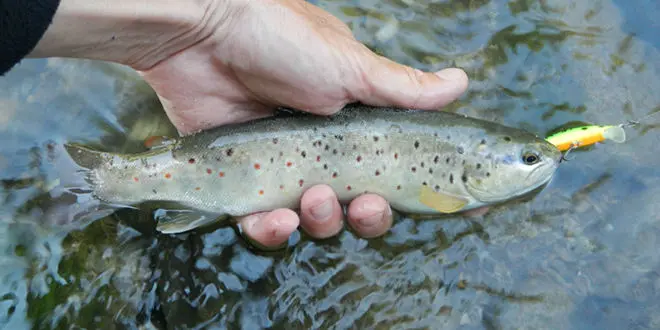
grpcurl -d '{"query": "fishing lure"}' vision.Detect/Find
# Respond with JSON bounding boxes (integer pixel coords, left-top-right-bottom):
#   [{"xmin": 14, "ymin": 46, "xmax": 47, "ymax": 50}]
[
  {"xmin": 545, "ymin": 125, "xmax": 627, "ymax": 152},
  {"xmin": 545, "ymin": 108, "xmax": 660, "ymax": 157}
]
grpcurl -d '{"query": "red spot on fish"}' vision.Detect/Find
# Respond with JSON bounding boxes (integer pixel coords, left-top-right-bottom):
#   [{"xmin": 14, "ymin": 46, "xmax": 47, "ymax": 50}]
[
  {"xmin": 394, "ymin": 153, "xmax": 398, "ymax": 159},
  {"xmin": 133, "ymin": 177, "xmax": 139, "ymax": 182},
  {"xmin": 356, "ymin": 156, "xmax": 362, "ymax": 162},
  {"xmin": 144, "ymin": 136, "xmax": 163, "ymax": 148},
  {"xmin": 218, "ymin": 171, "xmax": 225, "ymax": 177},
  {"xmin": 346, "ymin": 185, "xmax": 352, "ymax": 191},
  {"xmin": 396, "ymin": 185, "xmax": 401, "ymax": 190},
  {"xmin": 375, "ymin": 170, "xmax": 381, "ymax": 176},
  {"xmin": 165, "ymin": 173, "xmax": 172, "ymax": 179},
  {"xmin": 286, "ymin": 161, "xmax": 293, "ymax": 167},
  {"xmin": 299, "ymin": 179, "xmax": 304, "ymax": 187},
  {"xmin": 206, "ymin": 168, "xmax": 212, "ymax": 174},
  {"xmin": 316, "ymin": 156, "xmax": 321, "ymax": 162},
  {"xmin": 332, "ymin": 172, "xmax": 338, "ymax": 178},
  {"xmin": 195, "ymin": 187, "xmax": 201, "ymax": 191},
  {"xmin": 279, "ymin": 185, "xmax": 284, "ymax": 190},
  {"xmin": 259, "ymin": 190, "xmax": 264, "ymax": 195},
  {"xmin": 254, "ymin": 163, "xmax": 261, "ymax": 170},
  {"xmin": 188, "ymin": 158, "xmax": 195, "ymax": 164}
]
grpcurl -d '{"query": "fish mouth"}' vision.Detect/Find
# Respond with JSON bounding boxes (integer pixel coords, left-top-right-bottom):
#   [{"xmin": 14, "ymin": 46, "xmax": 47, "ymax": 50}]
[{"xmin": 466, "ymin": 162, "xmax": 557, "ymax": 203}]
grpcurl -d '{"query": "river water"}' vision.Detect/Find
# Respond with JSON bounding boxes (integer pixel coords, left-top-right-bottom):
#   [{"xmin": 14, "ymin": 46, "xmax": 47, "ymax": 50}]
[{"xmin": 1, "ymin": 0, "xmax": 659, "ymax": 328}]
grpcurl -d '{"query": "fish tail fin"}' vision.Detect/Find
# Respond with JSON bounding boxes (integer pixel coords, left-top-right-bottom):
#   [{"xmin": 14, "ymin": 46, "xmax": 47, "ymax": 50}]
[
  {"xmin": 603, "ymin": 126, "xmax": 626, "ymax": 143},
  {"xmin": 63, "ymin": 143, "xmax": 109, "ymax": 170}
]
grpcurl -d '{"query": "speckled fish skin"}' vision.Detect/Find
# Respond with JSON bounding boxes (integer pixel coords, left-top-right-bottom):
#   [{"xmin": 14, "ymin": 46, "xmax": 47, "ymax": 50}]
[{"xmin": 64, "ymin": 104, "xmax": 562, "ymax": 231}]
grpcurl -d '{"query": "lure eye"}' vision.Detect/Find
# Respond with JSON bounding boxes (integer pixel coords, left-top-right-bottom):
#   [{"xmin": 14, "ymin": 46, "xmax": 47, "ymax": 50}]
[{"xmin": 522, "ymin": 152, "xmax": 540, "ymax": 165}]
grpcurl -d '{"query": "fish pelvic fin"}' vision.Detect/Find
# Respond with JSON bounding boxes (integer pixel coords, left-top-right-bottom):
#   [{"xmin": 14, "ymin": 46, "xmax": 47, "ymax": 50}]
[{"xmin": 63, "ymin": 143, "xmax": 110, "ymax": 170}]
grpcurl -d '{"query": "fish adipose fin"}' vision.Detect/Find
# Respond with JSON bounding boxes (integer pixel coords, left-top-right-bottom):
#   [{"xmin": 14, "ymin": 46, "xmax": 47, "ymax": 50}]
[
  {"xmin": 419, "ymin": 185, "xmax": 469, "ymax": 213},
  {"xmin": 154, "ymin": 208, "xmax": 227, "ymax": 234}
]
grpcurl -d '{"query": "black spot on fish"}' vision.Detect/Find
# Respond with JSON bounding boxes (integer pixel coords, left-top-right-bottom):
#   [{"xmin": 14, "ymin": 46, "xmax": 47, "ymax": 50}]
[
  {"xmin": 272, "ymin": 138, "xmax": 278, "ymax": 144},
  {"xmin": 486, "ymin": 172, "xmax": 491, "ymax": 177},
  {"xmin": 457, "ymin": 146, "xmax": 464, "ymax": 154},
  {"xmin": 335, "ymin": 135, "xmax": 344, "ymax": 141},
  {"xmin": 376, "ymin": 150, "xmax": 380, "ymax": 156},
  {"xmin": 301, "ymin": 151, "xmax": 306, "ymax": 158},
  {"xmin": 434, "ymin": 185, "xmax": 440, "ymax": 191},
  {"xmin": 434, "ymin": 156, "xmax": 439, "ymax": 164},
  {"xmin": 429, "ymin": 168, "xmax": 433, "ymax": 174},
  {"xmin": 480, "ymin": 139, "xmax": 487, "ymax": 145},
  {"xmin": 322, "ymin": 134, "xmax": 327, "ymax": 138},
  {"xmin": 411, "ymin": 167, "xmax": 417, "ymax": 172},
  {"xmin": 270, "ymin": 157, "xmax": 274, "ymax": 163},
  {"xmin": 446, "ymin": 157, "xmax": 451, "ymax": 164},
  {"xmin": 476, "ymin": 163, "xmax": 482, "ymax": 169},
  {"xmin": 325, "ymin": 145, "xmax": 330, "ymax": 151},
  {"xmin": 420, "ymin": 162, "xmax": 425, "ymax": 168},
  {"xmin": 414, "ymin": 141, "xmax": 420, "ymax": 148},
  {"xmin": 504, "ymin": 136, "xmax": 511, "ymax": 142},
  {"xmin": 422, "ymin": 181, "xmax": 428, "ymax": 186},
  {"xmin": 449, "ymin": 174, "xmax": 454, "ymax": 184},
  {"xmin": 352, "ymin": 144, "xmax": 357, "ymax": 150},
  {"xmin": 447, "ymin": 135, "xmax": 451, "ymax": 140},
  {"xmin": 323, "ymin": 164, "xmax": 328, "ymax": 170},
  {"xmin": 462, "ymin": 174, "xmax": 468, "ymax": 182},
  {"xmin": 226, "ymin": 148, "xmax": 234, "ymax": 156},
  {"xmin": 374, "ymin": 136, "xmax": 379, "ymax": 142},
  {"xmin": 333, "ymin": 149, "xmax": 338, "ymax": 155},
  {"xmin": 462, "ymin": 160, "xmax": 466, "ymax": 165},
  {"xmin": 581, "ymin": 127, "xmax": 588, "ymax": 130},
  {"xmin": 152, "ymin": 189, "xmax": 157, "ymax": 194}
]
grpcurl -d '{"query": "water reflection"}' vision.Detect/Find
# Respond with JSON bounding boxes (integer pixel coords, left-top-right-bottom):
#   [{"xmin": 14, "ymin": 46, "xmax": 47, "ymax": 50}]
[{"xmin": 1, "ymin": 0, "xmax": 660, "ymax": 328}]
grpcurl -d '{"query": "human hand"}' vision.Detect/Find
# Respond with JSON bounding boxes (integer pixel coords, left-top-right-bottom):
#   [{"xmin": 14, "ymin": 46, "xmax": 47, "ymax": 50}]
[
  {"xmin": 29, "ymin": 0, "xmax": 470, "ymax": 248},
  {"xmin": 138, "ymin": 0, "xmax": 470, "ymax": 248}
]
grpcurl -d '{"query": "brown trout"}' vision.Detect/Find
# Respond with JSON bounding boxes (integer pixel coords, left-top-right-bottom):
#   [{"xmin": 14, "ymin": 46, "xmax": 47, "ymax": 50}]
[{"xmin": 64, "ymin": 104, "xmax": 562, "ymax": 233}]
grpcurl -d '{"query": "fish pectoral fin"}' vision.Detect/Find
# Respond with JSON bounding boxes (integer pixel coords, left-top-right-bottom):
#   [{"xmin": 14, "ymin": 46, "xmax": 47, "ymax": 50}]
[
  {"xmin": 154, "ymin": 208, "xmax": 226, "ymax": 234},
  {"xmin": 419, "ymin": 185, "xmax": 469, "ymax": 213}
]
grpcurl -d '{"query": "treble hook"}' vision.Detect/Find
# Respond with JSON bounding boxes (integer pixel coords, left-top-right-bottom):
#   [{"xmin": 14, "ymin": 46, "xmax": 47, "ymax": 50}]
[{"xmin": 559, "ymin": 142, "xmax": 580, "ymax": 163}]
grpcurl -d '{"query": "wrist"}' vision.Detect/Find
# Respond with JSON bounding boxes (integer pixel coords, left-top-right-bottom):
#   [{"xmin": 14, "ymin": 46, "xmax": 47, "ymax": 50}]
[{"xmin": 28, "ymin": 0, "xmax": 222, "ymax": 70}]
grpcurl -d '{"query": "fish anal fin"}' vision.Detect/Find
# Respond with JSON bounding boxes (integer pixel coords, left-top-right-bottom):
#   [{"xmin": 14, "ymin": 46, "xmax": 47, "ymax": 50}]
[
  {"xmin": 154, "ymin": 208, "xmax": 226, "ymax": 234},
  {"xmin": 419, "ymin": 185, "xmax": 469, "ymax": 213}
]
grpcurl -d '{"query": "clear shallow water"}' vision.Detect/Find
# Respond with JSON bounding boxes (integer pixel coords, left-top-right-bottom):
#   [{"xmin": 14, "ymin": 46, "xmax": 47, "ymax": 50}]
[{"xmin": 1, "ymin": 0, "xmax": 660, "ymax": 328}]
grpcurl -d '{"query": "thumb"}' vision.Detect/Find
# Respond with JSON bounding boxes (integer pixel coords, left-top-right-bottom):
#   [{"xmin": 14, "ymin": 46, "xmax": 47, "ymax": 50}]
[{"xmin": 352, "ymin": 54, "xmax": 469, "ymax": 110}]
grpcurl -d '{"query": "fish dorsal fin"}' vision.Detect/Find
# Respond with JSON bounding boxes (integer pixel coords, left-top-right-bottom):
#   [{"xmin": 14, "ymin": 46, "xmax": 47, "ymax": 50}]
[
  {"xmin": 419, "ymin": 185, "xmax": 469, "ymax": 213},
  {"xmin": 154, "ymin": 208, "xmax": 225, "ymax": 234},
  {"xmin": 602, "ymin": 126, "xmax": 626, "ymax": 143}
]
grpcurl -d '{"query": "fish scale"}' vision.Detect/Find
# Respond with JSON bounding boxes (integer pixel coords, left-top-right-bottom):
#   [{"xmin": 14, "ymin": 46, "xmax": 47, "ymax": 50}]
[{"xmin": 64, "ymin": 104, "xmax": 562, "ymax": 233}]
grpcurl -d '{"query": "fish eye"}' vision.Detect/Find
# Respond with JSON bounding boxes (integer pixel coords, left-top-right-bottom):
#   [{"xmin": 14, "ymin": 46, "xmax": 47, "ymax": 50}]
[{"xmin": 522, "ymin": 152, "xmax": 540, "ymax": 165}]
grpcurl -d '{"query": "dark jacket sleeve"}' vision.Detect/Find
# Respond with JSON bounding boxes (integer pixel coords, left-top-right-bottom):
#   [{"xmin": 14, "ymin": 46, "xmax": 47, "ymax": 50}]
[{"xmin": 1, "ymin": 0, "xmax": 61, "ymax": 75}]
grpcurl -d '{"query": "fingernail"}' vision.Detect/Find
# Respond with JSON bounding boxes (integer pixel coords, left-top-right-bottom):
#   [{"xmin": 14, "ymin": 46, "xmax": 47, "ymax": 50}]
[
  {"xmin": 241, "ymin": 214, "xmax": 262, "ymax": 231},
  {"xmin": 435, "ymin": 68, "xmax": 466, "ymax": 82},
  {"xmin": 357, "ymin": 202, "xmax": 385, "ymax": 227},
  {"xmin": 310, "ymin": 199, "xmax": 333, "ymax": 222}
]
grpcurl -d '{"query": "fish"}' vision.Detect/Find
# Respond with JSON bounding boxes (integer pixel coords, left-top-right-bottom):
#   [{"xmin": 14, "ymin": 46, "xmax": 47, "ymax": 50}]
[{"xmin": 63, "ymin": 103, "xmax": 562, "ymax": 234}]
